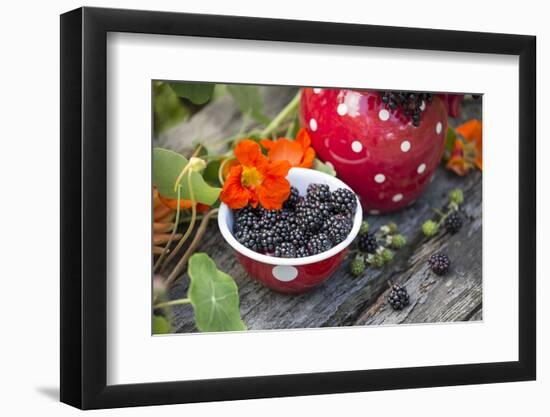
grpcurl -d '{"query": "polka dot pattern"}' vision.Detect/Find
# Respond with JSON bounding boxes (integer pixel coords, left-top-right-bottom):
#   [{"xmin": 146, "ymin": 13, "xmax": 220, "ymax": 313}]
[
  {"xmin": 351, "ymin": 141, "xmax": 363, "ymax": 153},
  {"xmin": 369, "ymin": 209, "xmax": 380, "ymax": 215},
  {"xmin": 337, "ymin": 103, "xmax": 348, "ymax": 116},
  {"xmin": 374, "ymin": 173, "xmax": 385, "ymax": 183},
  {"xmin": 309, "ymin": 118, "xmax": 317, "ymax": 132},
  {"xmin": 392, "ymin": 194, "xmax": 403, "ymax": 202},
  {"xmin": 436, "ymin": 122, "xmax": 443, "ymax": 134},
  {"xmin": 378, "ymin": 109, "xmax": 390, "ymax": 121},
  {"xmin": 272, "ymin": 265, "xmax": 298, "ymax": 282},
  {"xmin": 400, "ymin": 140, "xmax": 411, "ymax": 152},
  {"xmin": 313, "ymin": 88, "xmax": 322, "ymax": 94},
  {"xmin": 417, "ymin": 163, "xmax": 426, "ymax": 174}
]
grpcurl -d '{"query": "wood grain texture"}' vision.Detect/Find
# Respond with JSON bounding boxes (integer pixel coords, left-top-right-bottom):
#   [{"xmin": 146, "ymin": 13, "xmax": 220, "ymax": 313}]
[{"xmin": 156, "ymin": 87, "xmax": 482, "ymax": 332}]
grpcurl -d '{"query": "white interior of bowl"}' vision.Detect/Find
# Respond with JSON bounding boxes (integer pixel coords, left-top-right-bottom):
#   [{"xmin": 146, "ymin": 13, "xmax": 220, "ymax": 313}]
[{"xmin": 218, "ymin": 167, "xmax": 363, "ymax": 266}]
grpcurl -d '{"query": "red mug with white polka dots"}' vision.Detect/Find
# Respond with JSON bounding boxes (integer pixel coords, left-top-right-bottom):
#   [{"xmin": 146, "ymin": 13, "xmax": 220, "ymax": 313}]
[
  {"xmin": 301, "ymin": 88, "xmax": 448, "ymax": 213},
  {"xmin": 218, "ymin": 168, "xmax": 363, "ymax": 294}
]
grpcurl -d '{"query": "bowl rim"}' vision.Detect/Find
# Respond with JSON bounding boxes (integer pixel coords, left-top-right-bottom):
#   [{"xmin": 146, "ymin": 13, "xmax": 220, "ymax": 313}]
[{"xmin": 217, "ymin": 167, "xmax": 363, "ymax": 266}]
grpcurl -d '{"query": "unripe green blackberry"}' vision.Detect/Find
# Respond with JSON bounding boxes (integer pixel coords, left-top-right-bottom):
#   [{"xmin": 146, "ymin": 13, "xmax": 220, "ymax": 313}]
[
  {"xmin": 390, "ymin": 234, "xmax": 407, "ymax": 249},
  {"xmin": 381, "ymin": 248, "xmax": 394, "ymax": 262},
  {"xmin": 422, "ymin": 220, "xmax": 439, "ymax": 237},
  {"xmin": 360, "ymin": 221, "xmax": 369, "ymax": 234},
  {"xmin": 370, "ymin": 254, "xmax": 385, "ymax": 268},
  {"xmin": 350, "ymin": 255, "xmax": 366, "ymax": 277},
  {"xmin": 449, "ymin": 188, "xmax": 464, "ymax": 205}
]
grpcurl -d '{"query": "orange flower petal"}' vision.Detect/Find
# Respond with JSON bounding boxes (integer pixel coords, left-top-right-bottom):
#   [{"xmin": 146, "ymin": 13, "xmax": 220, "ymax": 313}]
[
  {"xmin": 260, "ymin": 139, "xmax": 275, "ymax": 151},
  {"xmin": 158, "ymin": 195, "xmax": 193, "ymax": 210},
  {"xmin": 265, "ymin": 160, "xmax": 292, "ymax": 178},
  {"xmin": 267, "ymin": 139, "xmax": 304, "ymax": 167},
  {"xmin": 295, "ymin": 128, "xmax": 311, "ymax": 150},
  {"xmin": 234, "ymin": 139, "xmax": 267, "ymax": 168},
  {"xmin": 456, "ymin": 119, "xmax": 482, "ymax": 171},
  {"xmin": 219, "ymin": 165, "xmax": 253, "ymax": 209},
  {"xmin": 446, "ymin": 156, "xmax": 470, "ymax": 176},
  {"xmin": 257, "ymin": 176, "xmax": 291, "ymax": 210},
  {"xmin": 299, "ymin": 147, "xmax": 316, "ymax": 168}
]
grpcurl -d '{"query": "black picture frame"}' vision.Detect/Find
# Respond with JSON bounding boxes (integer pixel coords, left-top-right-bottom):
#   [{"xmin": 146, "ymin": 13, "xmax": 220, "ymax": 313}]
[{"xmin": 60, "ymin": 6, "xmax": 536, "ymax": 410}]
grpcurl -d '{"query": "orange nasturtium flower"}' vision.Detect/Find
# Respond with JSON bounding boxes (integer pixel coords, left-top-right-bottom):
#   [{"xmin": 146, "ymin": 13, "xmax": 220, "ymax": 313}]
[
  {"xmin": 446, "ymin": 119, "xmax": 482, "ymax": 176},
  {"xmin": 158, "ymin": 194, "xmax": 210, "ymax": 213},
  {"xmin": 260, "ymin": 128, "xmax": 316, "ymax": 168},
  {"xmin": 220, "ymin": 139, "xmax": 291, "ymax": 210}
]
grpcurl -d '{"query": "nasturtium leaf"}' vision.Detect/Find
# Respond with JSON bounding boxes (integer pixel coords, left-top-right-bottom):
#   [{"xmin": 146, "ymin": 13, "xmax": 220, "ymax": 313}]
[
  {"xmin": 313, "ymin": 158, "xmax": 336, "ymax": 176},
  {"xmin": 203, "ymin": 160, "xmax": 222, "ymax": 187},
  {"xmin": 153, "ymin": 148, "xmax": 221, "ymax": 205},
  {"xmin": 444, "ymin": 126, "xmax": 457, "ymax": 159},
  {"xmin": 153, "ymin": 82, "xmax": 189, "ymax": 135},
  {"xmin": 188, "ymin": 253, "xmax": 247, "ymax": 332},
  {"xmin": 168, "ymin": 82, "xmax": 215, "ymax": 105},
  {"xmin": 152, "ymin": 315, "xmax": 171, "ymax": 334},
  {"xmin": 227, "ymin": 85, "xmax": 269, "ymax": 124}
]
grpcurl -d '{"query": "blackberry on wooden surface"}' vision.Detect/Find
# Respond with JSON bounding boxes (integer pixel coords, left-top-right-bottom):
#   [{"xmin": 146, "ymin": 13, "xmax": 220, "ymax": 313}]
[
  {"xmin": 428, "ymin": 252, "xmax": 451, "ymax": 275},
  {"xmin": 387, "ymin": 284, "xmax": 410, "ymax": 310}
]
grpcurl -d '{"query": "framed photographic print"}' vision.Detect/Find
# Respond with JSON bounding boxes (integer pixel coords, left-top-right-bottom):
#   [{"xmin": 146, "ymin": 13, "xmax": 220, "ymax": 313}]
[{"xmin": 60, "ymin": 6, "xmax": 536, "ymax": 409}]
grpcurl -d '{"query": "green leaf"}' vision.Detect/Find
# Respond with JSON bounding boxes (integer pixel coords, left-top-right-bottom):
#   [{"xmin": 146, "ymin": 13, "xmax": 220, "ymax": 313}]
[
  {"xmin": 152, "ymin": 315, "xmax": 171, "ymax": 334},
  {"xmin": 313, "ymin": 158, "xmax": 336, "ymax": 176},
  {"xmin": 188, "ymin": 253, "xmax": 247, "ymax": 332},
  {"xmin": 153, "ymin": 82, "xmax": 189, "ymax": 135},
  {"xmin": 153, "ymin": 148, "xmax": 221, "ymax": 205},
  {"xmin": 168, "ymin": 82, "xmax": 215, "ymax": 105},
  {"xmin": 444, "ymin": 126, "xmax": 457, "ymax": 159},
  {"xmin": 203, "ymin": 160, "xmax": 222, "ymax": 187},
  {"xmin": 227, "ymin": 85, "xmax": 269, "ymax": 124}
]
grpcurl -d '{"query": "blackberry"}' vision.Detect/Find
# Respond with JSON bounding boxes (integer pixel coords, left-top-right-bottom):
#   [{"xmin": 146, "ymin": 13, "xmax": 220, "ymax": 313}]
[
  {"xmin": 387, "ymin": 284, "xmax": 410, "ymax": 310},
  {"xmin": 237, "ymin": 229, "xmax": 260, "ymax": 251},
  {"xmin": 258, "ymin": 230, "xmax": 277, "ymax": 253},
  {"xmin": 288, "ymin": 229, "xmax": 313, "ymax": 248},
  {"xmin": 275, "ymin": 242, "xmax": 296, "ymax": 258},
  {"xmin": 307, "ymin": 233, "xmax": 332, "ymax": 255},
  {"xmin": 284, "ymin": 186, "xmax": 300, "ymax": 209},
  {"xmin": 306, "ymin": 183, "xmax": 331, "ymax": 203},
  {"xmin": 378, "ymin": 90, "xmax": 433, "ymax": 127},
  {"xmin": 428, "ymin": 252, "xmax": 451, "ymax": 275},
  {"xmin": 444, "ymin": 211, "xmax": 463, "ymax": 234},
  {"xmin": 358, "ymin": 232, "xmax": 378, "ymax": 254},
  {"xmin": 233, "ymin": 206, "xmax": 258, "ymax": 231},
  {"xmin": 295, "ymin": 246, "xmax": 309, "ymax": 258},
  {"xmin": 274, "ymin": 219, "xmax": 292, "ymax": 243},
  {"xmin": 323, "ymin": 214, "xmax": 353, "ymax": 245},
  {"xmin": 296, "ymin": 201, "xmax": 324, "ymax": 233},
  {"xmin": 331, "ymin": 188, "xmax": 357, "ymax": 216},
  {"xmin": 258, "ymin": 208, "xmax": 278, "ymax": 229}
]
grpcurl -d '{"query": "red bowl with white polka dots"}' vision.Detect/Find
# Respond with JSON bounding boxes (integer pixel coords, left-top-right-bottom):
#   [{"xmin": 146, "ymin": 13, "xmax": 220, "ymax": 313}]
[
  {"xmin": 301, "ymin": 88, "xmax": 448, "ymax": 213},
  {"xmin": 218, "ymin": 168, "xmax": 363, "ymax": 294}
]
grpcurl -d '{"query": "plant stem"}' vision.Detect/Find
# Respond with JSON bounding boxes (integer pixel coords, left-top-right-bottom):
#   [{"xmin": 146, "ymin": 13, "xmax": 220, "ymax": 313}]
[
  {"xmin": 162, "ymin": 208, "xmax": 219, "ymax": 291},
  {"xmin": 154, "ymin": 298, "xmax": 190, "ymax": 309},
  {"xmin": 162, "ymin": 172, "xmax": 197, "ymax": 269},
  {"xmin": 153, "ymin": 186, "xmax": 182, "ymax": 272},
  {"xmin": 260, "ymin": 91, "xmax": 301, "ymax": 138}
]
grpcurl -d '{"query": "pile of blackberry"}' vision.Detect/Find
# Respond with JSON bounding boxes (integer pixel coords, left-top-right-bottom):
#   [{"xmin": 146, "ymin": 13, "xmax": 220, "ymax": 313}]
[
  {"xmin": 378, "ymin": 91, "xmax": 433, "ymax": 127},
  {"xmin": 233, "ymin": 184, "xmax": 358, "ymax": 258}
]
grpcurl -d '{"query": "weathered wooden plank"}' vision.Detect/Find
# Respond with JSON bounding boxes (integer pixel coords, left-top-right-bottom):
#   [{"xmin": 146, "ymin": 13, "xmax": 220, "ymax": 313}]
[{"xmin": 158, "ymin": 89, "xmax": 482, "ymax": 332}]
